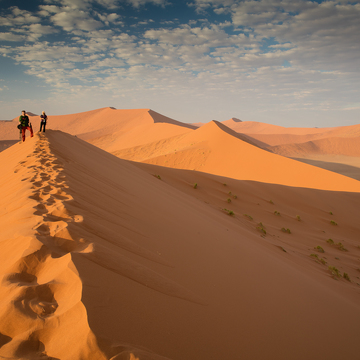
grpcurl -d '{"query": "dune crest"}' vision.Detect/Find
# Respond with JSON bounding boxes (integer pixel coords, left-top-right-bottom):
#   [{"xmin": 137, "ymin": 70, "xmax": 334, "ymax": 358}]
[
  {"xmin": 114, "ymin": 119, "xmax": 360, "ymax": 192},
  {"xmin": 0, "ymin": 132, "xmax": 188, "ymax": 359},
  {"xmin": 0, "ymin": 134, "xmax": 106, "ymax": 359}
]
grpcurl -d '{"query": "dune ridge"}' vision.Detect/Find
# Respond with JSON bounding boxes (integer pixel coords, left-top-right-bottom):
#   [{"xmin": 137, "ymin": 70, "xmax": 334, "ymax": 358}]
[
  {"xmin": 0, "ymin": 133, "xmax": 106, "ymax": 359},
  {"xmin": 0, "ymin": 133, "xmax": 180, "ymax": 359},
  {"xmin": 114, "ymin": 120, "xmax": 360, "ymax": 192},
  {"xmin": 270, "ymin": 136, "xmax": 360, "ymax": 157}
]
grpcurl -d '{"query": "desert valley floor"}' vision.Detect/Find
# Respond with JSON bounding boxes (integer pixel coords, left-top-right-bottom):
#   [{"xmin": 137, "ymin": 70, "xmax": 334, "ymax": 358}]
[{"xmin": 1, "ymin": 108, "xmax": 360, "ymax": 360}]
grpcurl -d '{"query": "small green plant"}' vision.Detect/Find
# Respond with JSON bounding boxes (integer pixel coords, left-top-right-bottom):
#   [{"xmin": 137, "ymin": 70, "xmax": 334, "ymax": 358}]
[
  {"xmin": 228, "ymin": 191, "xmax": 232, "ymax": 195},
  {"xmin": 330, "ymin": 220, "xmax": 338, "ymax": 226},
  {"xmin": 329, "ymin": 266, "xmax": 341, "ymax": 278},
  {"xmin": 281, "ymin": 227, "xmax": 291, "ymax": 234},
  {"xmin": 296, "ymin": 215, "xmax": 301, "ymax": 221},
  {"xmin": 233, "ymin": 195, "xmax": 237, "ymax": 199},
  {"xmin": 193, "ymin": 183, "xmax": 198, "ymax": 189},
  {"xmin": 274, "ymin": 211, "xmax": 281, "ymax": 216},
  {"xmin": 310, "ymin": 254, "xmax": 327, "ymax": 265},
  {"xmin": 256, "ymin": 226, "xmax": 266, "ymax": 235},
  {"xmin": 270, "ymin": 200, "xmax": 274, "ymax": 204},
  {"xmin": 329, "ymin": 211, "xmax": 333, "ymax": 215},
  {"xmin": 335, "ymin": 242, "xmax": 348, "ymax": 251},
  {"xmin": 244, "ymin": 214, "xmax": 253, "ymax": 220},
  {"xmin": 343, "ymin": 273, "xmax": 351, "ymax": 281},
  {"xmin": 314, "ymin": 246, "xmax": 325, "ymax": 253},
  {"xmin": 223, "ymin": 208, "xmax": 234, "ymax": 216},
  {"xmin": 223, "ymin": 183, "xmax": 227, "ymax": 186},
  {"xmin": 326, "ymin": 238, "xmax": 334, "ymax": 245},
  {"xmin": 153, "ymin": 174, "xmax": 161, "ymax": 180},
  {"xmin": 256, "ymin": 223, "xmax": 266, "ymax": 235},
  {"xmin": 227, "ymin": 198, "xmax": 231, "ymax": 203}
]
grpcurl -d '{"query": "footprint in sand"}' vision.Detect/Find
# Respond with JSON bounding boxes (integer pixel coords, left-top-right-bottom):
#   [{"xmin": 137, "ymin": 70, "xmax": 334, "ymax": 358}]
[{"xmin": 13, "ymin": 284, "xmax": 58, "ymax": 319}]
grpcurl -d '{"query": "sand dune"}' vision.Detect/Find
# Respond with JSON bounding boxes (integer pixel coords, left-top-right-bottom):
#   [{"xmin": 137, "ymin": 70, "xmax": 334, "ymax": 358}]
[
  {"xmin": 1, "ymin": 107, "xmax": 360, "ymax": 360},
  {"xmin": 222, "ymin": 119, "xmax": 360, "ymax": 146},
  {"xmin": 270, "ymin": 136, "xmax": 360, "ymax": 157},
  {"xmin": 114, "ymin": 120, "xmax": 360, "ymax": 192},
  {"xmin": 0, "ymin": 108, "xmax": 195, "ymax": 153},
  {"xmin": 1, "ymin": 130, "xmax": 360, "ymax": 360}
]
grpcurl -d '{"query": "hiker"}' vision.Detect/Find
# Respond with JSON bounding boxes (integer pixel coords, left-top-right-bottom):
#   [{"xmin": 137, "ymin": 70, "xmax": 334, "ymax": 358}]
[
  {"xmin": 40, "ymin": 111, "xmax": 47, "ymax": 132},
  {"xmin": 19, "ymin": 110, "xmax": 33, "ymax": 142}
]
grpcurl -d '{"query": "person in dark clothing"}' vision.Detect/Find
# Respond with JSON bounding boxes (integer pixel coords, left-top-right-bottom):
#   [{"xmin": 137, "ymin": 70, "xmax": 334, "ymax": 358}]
[
  {"xmin": 40, "ymin": 111, "xmax": 48, "ymax": 132},
  {"xmin": 19, "ymin": 110, "xmax": 34, "ymax": 142}
]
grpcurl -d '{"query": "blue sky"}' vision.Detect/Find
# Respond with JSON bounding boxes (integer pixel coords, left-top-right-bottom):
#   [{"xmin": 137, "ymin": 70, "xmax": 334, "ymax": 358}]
[{"xmin": 0, "ymin": 0, "xmax": 359, "ymax": 127}]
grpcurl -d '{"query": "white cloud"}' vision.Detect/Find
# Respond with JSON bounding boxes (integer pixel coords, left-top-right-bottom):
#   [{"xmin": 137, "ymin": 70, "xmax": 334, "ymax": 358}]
[
  {"xmin": 0, "ymin": 7, "xmax": 40, "ymax": 27},
  {"xmin": 38, "ymin": 5, "xmax": 63, "ymax": 16},
  {"xmin": 43, "ymin": 0, "xmax": 91, "ymax": 10},
  {"xmin": 144, "ymin": 25, "xmax": 249, "ymax": 47},
  {"xmin": 0, "ymin": 32, "xmax": 26, "ymax": 42},
  {"xmin": 126, "ymin": 0, "xmax": 168, "ymax": 7},
  {"xmin": 51, "ymin": 10, "xmax": 103, "ymax": 31}
]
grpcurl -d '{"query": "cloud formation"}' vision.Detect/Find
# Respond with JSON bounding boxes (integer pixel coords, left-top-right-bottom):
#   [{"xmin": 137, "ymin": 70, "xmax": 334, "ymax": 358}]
[{"xmin": 0, "ymin": 0, "xmax": 359, "ymax": 125}]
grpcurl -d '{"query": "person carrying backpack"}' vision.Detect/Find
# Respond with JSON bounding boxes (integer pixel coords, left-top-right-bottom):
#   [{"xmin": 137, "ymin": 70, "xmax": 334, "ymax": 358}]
[
  {"xmin": 40, "ymin": 111, "xmax": 48, "ymax": 132},
  {"xmin": 19, "ymin": 110, "xmax": 34, "ymax": 142}
]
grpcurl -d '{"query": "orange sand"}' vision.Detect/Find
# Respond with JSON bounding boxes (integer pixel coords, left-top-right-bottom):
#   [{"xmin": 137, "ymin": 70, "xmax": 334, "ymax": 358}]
[{"xmin": 1, "ymin": 110, "xmax": 360, "ymax": 360}]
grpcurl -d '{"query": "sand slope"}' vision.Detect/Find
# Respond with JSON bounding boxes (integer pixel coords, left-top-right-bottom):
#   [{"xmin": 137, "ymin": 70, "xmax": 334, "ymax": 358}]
[
  {"xmin": 1, "ymin": 130, "xmax": 360, "ymax": 360},
  {"xmin": 270, "ymin": 137, "xmax": 360, "ymax": 157},
  {"xmin": 114, "ymin": 120, "xmax": 360, "ymax": 192},
  {"xmin": 0, "ymin": 108, "xmax": 195, "ymax": 154},
  {"xmin": 222, "ymin": 119, "xmax": 360, "ymax": 146}
]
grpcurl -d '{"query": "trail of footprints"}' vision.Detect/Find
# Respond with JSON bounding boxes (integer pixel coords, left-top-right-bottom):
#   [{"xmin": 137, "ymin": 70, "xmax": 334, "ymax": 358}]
[{"xmin": 3, "ymin": 134, "xmax": 88, "ymax": 357}]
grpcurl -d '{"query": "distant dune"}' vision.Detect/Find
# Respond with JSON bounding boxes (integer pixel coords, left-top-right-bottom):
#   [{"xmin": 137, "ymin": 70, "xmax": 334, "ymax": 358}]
[
  {"xmin": 222, "ymin": 119, "xmax": 360, "ymax": 146},
  {"xmin": 270, "ymin": 137, "xmax": 360, "ymax": 157},
  {"xmin": 1, "ymin": 130, "xmax": 360, "ymax": 360},
  {"xmin": 113, "ymin": 120, "xmax": 360, "ymax": 192}
]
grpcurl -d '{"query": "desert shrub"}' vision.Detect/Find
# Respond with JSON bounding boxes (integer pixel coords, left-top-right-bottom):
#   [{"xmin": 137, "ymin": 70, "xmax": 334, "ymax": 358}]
[
  {"xmin": 244, "ymin": 214, "xmax": 253, "ymax": 220},
  {"xmin": 314, "ymin": 246, "xmax": 325, "ymax": 253},
  {"xmin": 326, "ymin": 238, "xmax": 334, "ymax": 245},
  {"xmin": 227, "ymin": 198, "xmax": 231, "ymax": 203},
  {"xmin": 296, "ymin": 215, "xmax": 301, "ymax": 221},
  {"xmin": 335, "ymin": 242, "xmax": 348, "ymax": 251},
  {"xmin": 281, "ymin": 228, "xmax": 291, "ymax": 234},
  {"xmin": 329, "ymin": 266, "xmax": 341, "ymax": 278},
  {"xmin": 343, "ymin": 273, "xmax": 351, "ymax": 281},
  {"xmin": 256, "ymin": 223, "xmax": 266, "ymax": 235},
  {"xmin": 330, "ymin": 220, "xmax": 338, "ymax": 226},
  {"xmin": 274, "ymin": 211, "xmax": 280, "ymax": 216},
  {"xmin": 223, "ymin": 208, "xmax": 234, "ymax": 216},
  {"xmin": 193, "ymin": 183, "xmax": 198, "ymax": 189}
]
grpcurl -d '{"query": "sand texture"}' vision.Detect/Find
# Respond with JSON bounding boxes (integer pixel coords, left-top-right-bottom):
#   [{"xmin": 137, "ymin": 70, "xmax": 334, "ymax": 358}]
[{"xmin": 1, "ymin": 109, "xmax": 360, "ymax": 360}]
